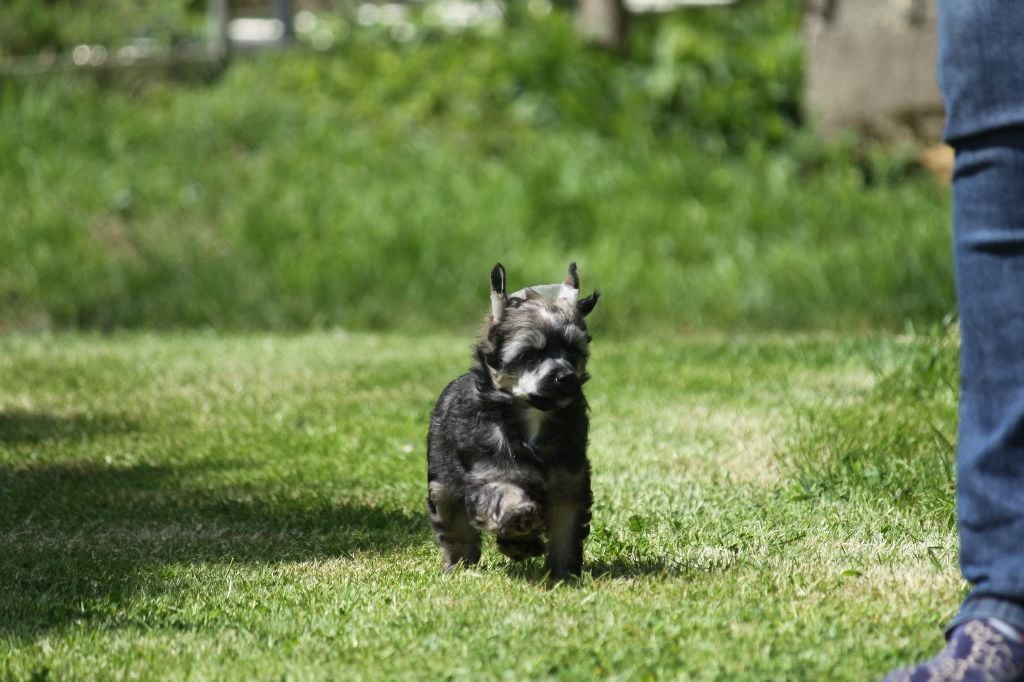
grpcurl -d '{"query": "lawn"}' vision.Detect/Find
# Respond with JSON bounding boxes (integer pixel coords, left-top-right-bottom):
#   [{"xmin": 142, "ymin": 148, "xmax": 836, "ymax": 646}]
[
  {"xmin": 1, "ymin": 3, "xmax": 965, "ymax": 677},
  {"xmin": 0, "ymin": 6, "xmax": 954, "ymax": 335},
  {"xmin": 1, "ymin": 330, "xmax": 960, "ymax": 680}
]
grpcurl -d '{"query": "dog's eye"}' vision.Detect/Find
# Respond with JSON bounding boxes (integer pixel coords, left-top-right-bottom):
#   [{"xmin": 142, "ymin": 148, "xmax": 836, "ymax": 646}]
[{"xmin": 519, "ymin": 349, "xmax": 540, "ymax": 363}]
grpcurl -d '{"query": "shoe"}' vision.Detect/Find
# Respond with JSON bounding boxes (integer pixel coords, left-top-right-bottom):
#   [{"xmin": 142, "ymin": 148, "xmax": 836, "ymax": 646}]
[{"xmin": 883, "ymin": 619, "xmax": 1024, "ymax": 682}]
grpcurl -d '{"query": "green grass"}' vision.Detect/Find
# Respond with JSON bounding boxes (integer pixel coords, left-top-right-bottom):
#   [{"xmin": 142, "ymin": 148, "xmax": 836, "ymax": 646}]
[
  {"xmin": 2, "ymin": 7, "xmax": 964, "ymax": 676},
  {"xmin": 0, "ymin": 7, "xmax": 954, "ymax": 334},
  {"xmin": 1, "ymin": 330, "xmax": 961, "ymax": 679}
]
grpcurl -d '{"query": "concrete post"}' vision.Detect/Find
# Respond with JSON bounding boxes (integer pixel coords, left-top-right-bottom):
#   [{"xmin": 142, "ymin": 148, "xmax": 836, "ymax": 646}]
[
  {"xmin": 275, "ymin": 0, "xmax": 295, "ymax": 43},
  {"xmin": 208, "ymin": 0, "xmax": 230, "ymax": 62},
  {"xmin": 576, "ymin": 0, "xmax": 629, "ymax": 50},
  {"xmin": 804, "ymin": 0, "xmax": 944, "ymax": 139}
]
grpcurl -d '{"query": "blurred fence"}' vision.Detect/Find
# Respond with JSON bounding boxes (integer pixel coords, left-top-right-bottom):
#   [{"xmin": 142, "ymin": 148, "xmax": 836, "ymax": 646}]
[{"xmin": 0, "ymin": 0, "xmax": 741, "ymax": 77}]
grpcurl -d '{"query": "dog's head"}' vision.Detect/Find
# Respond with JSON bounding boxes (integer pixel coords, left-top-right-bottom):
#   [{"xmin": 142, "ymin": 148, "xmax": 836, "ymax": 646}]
[{"xmin": 474, "ymin": 262, "xmax": 600, "ymax": 411}]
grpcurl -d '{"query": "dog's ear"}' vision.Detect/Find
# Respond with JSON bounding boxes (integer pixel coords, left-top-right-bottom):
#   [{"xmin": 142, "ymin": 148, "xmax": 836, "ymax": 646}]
[
  {"xmin": 490, "ymin": 262, "xmax": 507, "ymax": 322},
  {"xmin": 563, "ymin": 262, "xmax": 580, "ymax": 290},
  {"xmin": 577, "ymin": 290, "xmax": 600, "ymax": 318},
  {"xmin": 555, "ymin": 261, "xmax": 581, "ymax": 303}
]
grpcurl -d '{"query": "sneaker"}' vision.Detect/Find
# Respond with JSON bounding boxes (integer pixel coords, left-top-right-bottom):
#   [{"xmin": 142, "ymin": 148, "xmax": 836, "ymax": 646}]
[{"xmin": 883, "ymin": 619, "xmax": 1024, "ymax": 682}]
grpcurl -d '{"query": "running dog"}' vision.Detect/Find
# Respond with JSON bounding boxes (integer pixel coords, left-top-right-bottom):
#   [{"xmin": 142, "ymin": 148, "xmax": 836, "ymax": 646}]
[{"xmin": 426, "ymin": 262, "xmax": 599, "ymax": 579}]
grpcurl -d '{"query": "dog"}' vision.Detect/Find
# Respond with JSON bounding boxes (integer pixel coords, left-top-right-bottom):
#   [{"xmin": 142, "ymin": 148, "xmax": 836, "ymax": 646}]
[{"xmin": 426, "ymin": 262, "xmax": 599, "ymax": 579}]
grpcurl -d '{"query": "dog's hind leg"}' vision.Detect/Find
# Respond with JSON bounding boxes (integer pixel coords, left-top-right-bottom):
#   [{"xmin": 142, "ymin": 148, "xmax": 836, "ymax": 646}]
[{"xmin": 428, "ymin": 481, "xmax": 481, "ymax": 569}]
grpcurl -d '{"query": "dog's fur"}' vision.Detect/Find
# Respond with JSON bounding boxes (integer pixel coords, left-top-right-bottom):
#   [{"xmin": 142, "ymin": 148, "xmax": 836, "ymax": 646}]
[{"xmin": 426, "ymin": 262, "xmax": 599, "ymax": 579}]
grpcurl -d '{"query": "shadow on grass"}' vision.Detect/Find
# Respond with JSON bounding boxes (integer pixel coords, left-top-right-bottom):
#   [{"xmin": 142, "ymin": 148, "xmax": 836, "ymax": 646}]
[
  {"xmin": 0, "ymin": 409, "xmax": 137, "ymax": 444},
  {"xmin": 498, "ymin": 559, "xmax": 677, "ymax": 585},
  {"xmin": 497, "ymin": 554, "xmax": 735, "ymax": 585},
  {"xmin": 589, "ymin": 553, "xmax": 740, "ymax": 581},
  {"xmin": 0, "ymin": 413, "xmax": 426, "ymax": 639},
  {"xmin": 588, "ymin": 557, "xmax": 683, "ymax": 580}
]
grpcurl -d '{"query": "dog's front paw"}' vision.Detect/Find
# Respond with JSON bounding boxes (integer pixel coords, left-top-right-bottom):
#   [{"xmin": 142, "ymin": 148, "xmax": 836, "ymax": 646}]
[{"xmin": 497, "ymin": 500, "xmax": 543, "ymax": 537}]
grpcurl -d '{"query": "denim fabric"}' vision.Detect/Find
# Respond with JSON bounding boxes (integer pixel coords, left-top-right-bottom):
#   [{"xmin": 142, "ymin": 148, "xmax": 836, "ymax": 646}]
[
  {"xmin": 946, "ymin": 129, "xmax": 1024, "ymax": 632},
  {"xmin": 938, "ymin": 1, "xmax": 1024, "ymax": 142},
  {"xmin": 939, "ymin": 0, "xmax": 1024, "ymax": 636}
]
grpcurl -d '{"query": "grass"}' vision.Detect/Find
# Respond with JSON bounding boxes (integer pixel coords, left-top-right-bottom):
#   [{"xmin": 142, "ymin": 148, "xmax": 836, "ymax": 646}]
[
  {"xmin": 2, "ymin": 5, "xmax": 964, "ymax": 676},
  {"xmin": 0, "ymin": 7, "xmax": 955, "ymax": 334},
  {"xmin": 1, "ymin": 330, "xmax": 961, "ymax": 679}
]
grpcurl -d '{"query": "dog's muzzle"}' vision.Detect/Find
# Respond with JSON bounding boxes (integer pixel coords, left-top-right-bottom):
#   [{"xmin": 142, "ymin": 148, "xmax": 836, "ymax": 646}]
[
  {"xmin": 552, "ymin": 369, "xmax": 580, "ymax": 393},
  {"xmin": 526, "ymin": 362, "xmax": 580, "ymax": 410}
]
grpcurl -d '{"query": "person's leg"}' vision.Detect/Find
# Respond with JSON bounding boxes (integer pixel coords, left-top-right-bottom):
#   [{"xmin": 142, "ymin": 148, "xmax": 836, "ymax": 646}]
[
  {"xmin": 947, "ymin": 128, "xmax": 1024, "ymax": 635},
  {"xmin": 885, "ymin": 2, "xmax": 1024, "ymax": 678},
  {"xmin": 883, "ymin": 128, "xmax": 1024, "ymax": 682}
]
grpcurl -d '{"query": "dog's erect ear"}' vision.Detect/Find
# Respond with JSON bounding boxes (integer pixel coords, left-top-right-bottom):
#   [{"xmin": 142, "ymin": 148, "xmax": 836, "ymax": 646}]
[
  {"xmin": 577, "ymin": 290, "xmax": 600, "ymax": 318},
  {"xmin": 491, "ymin": 262, "xmax": 506, "ymax": 296},
  {"xmin": 554, "ymin": 261, "xmax": 581, "ymax": 303},
  {"xmin": 490, "ymin": 262, "xmax": 507, "ymax": 322},
  {"xmin": 563, "ymin": 262, "xmax": 580, "ymax": 290}
]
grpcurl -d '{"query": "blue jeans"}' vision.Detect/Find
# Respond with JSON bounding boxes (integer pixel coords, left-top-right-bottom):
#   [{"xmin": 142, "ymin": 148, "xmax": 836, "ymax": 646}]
[
  {"xmin": 948, "ymin": 129, "xmax": 1024, "ymax": 633},
  {"xmin": 940, "ymin": 1, "xmax": 1024, "ymax": 634}
]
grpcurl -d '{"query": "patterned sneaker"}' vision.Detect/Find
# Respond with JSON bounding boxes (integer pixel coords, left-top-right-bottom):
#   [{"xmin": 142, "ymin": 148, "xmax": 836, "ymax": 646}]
[{"xmin": 884, "ymin": 619, "xmax": 1024, "ymax": 682}]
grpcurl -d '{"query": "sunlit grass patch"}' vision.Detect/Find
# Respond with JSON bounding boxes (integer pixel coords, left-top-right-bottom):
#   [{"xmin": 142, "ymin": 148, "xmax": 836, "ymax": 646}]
[
  {"xmin": 783, "ymin": 325, "xmax": 958, "ymax": 524},
  {"xmin": 1, "ymin": 332, "xmax": 959, "ymax": 679}
]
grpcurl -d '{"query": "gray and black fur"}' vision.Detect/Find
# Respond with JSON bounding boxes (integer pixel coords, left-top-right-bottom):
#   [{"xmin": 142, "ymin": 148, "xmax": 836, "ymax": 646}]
[{"xmin": 427, "ymin": 262, "xmax": 600, "ymax": 579}]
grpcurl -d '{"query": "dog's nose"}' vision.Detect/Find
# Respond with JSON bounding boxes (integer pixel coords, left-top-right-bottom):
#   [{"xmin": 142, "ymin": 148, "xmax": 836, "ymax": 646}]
[{"xmin": 554, "ymin": 371, "xmax": 578, "ymax": 387}]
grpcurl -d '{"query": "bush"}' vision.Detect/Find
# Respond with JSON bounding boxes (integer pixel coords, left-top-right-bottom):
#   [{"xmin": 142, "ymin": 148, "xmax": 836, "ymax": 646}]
[{"xmin": 0, "ymin": 0, "xmax": 202, "ymax": 58}]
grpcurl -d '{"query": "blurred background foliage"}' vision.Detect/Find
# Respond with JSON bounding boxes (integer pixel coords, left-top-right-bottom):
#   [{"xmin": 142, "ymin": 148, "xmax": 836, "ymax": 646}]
[
  {"xmin": 0, "ymin": 1, "xmax": 953, "ymax": 334},
  {"xmin": 0, "ymin": 0, "xmax": 205, "ymax": 58}
]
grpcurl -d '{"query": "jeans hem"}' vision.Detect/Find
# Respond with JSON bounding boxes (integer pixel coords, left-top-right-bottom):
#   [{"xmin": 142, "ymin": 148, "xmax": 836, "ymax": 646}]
[{"xmin": 947, "ymin": 596, "xmax": 1024, "ymax": 637}]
